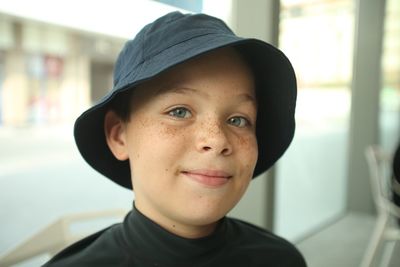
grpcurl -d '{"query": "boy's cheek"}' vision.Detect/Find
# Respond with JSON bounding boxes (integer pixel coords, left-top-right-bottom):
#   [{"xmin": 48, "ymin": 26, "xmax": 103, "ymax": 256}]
[
  {"xmin": 237, "ymin": 133, "xmax": 258, "ymax": 150},
  {"xmin": 158, "ymin": 122, "xmax": 187, "ymax": 137},
  {"xmin": 236, "ymin": 135, "xmax": 258, "ymax": 159}
]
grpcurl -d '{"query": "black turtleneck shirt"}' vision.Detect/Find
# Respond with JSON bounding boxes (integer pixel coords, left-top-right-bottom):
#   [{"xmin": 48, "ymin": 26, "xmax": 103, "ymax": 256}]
[{"xmin": 43, "ymin": 205, "xmax": 307, "ymax": 267}]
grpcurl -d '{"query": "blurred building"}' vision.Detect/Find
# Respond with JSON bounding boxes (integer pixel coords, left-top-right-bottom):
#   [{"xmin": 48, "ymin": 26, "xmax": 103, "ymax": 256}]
[{"xmin": 0, "ymin": 16, "xmax": 124, "ymax": 126}]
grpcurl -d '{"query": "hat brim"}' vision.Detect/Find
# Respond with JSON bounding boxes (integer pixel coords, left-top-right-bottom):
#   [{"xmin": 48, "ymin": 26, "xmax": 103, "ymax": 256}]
[{"xmin": 74, "ymin": 35, "xmax": 296, "ymax": 189}]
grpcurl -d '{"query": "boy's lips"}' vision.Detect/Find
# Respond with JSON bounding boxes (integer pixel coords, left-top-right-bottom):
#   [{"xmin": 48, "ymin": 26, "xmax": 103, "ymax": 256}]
[{"xmin": 181, "ymin": 169, "xmax": 232, "ymax": 187}]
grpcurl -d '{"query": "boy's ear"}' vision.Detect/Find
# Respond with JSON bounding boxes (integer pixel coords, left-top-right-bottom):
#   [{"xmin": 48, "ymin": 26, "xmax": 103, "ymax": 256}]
[{"xmin": 104, "ymin": 110, "xmax": 129, "ymax": 161}]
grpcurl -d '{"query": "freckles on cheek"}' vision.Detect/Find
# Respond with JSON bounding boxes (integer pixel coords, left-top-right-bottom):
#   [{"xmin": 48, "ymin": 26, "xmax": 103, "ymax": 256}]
[
  {"xmin": 158, "ymin": 122, "xmax": 189, "ymax": 141},
  {"xmin": 159, "ymin": 122, "xmax": 180, "ymax": 136},
  {"xmin": 237, "ymin": 135, "xmax": 258, "ymax": 162},
  {"xmin": 133, "ymin": 118, "xmax": 188, "ymax": 158},
  {"xmin": 142, "ymin": 121, "xmax": 188, "ymax": 162},
  {"xmin": 238, "ymin": 135, "xmax": 257, "ymax": 151}
]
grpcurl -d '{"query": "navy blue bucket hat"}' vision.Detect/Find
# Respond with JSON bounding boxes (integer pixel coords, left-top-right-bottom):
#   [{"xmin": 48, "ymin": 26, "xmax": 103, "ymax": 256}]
[{"xmin": 74, "ymin": 11, "xmax": 297, "ymax": 189}]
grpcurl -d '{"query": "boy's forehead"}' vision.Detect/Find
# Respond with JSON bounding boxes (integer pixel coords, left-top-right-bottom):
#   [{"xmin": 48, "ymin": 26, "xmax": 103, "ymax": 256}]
[{"xmin": 135, "ymin": 47, "xmax": 254, "ymax": 97}]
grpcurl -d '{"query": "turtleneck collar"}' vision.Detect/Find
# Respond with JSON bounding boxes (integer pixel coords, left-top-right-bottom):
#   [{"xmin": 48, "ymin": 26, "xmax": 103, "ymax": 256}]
[{"xmin": 119, "ymin": 203, "xmax": 228, "ymax": 266}]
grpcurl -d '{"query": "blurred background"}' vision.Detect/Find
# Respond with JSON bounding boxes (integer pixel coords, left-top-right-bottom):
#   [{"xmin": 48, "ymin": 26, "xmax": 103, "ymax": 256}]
[{"xmin": 0, "ymin": 0, "xmax": 399, "ymax": 266}]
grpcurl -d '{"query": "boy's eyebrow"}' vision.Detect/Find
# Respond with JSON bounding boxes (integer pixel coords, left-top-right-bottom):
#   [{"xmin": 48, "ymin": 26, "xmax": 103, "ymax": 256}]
[
  {"xmin": 157, "ymin": 86, "xmax": 256, "ymax": 103},
  {"xmin": 163, "ymin": 87, "xmax": 207, "ymax": 97},
  {"xmin": 156, "ymin": 86, "xmax": 208, "ymax": 99},
  {"xmin": 239, "ymin": 93, "xmax": 257, "ymax": 104}
]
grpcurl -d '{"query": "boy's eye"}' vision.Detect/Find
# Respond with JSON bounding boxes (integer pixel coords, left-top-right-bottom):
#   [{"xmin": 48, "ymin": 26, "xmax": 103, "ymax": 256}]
[
  {"xmin": 168, "ymin": 107, "xmax": 192, "ymax": 118},
  {"xmin": 228, "ymin": 116, "xmax": 249, "ymax": 128}
]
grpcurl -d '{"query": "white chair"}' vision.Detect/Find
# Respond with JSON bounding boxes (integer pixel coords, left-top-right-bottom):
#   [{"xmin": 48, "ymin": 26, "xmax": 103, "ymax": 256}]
[
  {"xmin": 0, "ymin": 209, "xmax": 128, "ymax": 267},
  {"xmin": 360, "ymin": 145, "xmax": 400, "ymax": 267}
]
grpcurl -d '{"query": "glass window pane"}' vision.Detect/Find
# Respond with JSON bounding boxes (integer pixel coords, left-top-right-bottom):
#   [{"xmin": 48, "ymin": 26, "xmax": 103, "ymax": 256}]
[
  {"xmin": 379, "ymin": 0, "xmax": 400, "ymax": 152},
  {"xmin": 275, "ymin": 0, "xmax": 355, "ymax": 241}
]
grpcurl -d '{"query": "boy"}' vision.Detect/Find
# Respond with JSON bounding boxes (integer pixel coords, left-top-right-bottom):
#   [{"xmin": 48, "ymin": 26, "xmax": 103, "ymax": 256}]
[{"xmin": 43, "ymin": 11, "xmax": 306, "ymax": 266}]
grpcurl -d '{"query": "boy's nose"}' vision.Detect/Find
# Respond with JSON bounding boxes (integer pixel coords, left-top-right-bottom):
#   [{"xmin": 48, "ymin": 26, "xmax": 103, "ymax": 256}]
[{"xmin": 195, "ymin": 120, "xmax": 233, "ymax": 156}]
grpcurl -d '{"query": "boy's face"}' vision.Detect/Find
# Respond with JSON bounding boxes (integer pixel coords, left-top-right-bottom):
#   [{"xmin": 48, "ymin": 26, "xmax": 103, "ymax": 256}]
[{"xmin": 106, "ymin": 47, "xmax": 258, "ymax": 238}]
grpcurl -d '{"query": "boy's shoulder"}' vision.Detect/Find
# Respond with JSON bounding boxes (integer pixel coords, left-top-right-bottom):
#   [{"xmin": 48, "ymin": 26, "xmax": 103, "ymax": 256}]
[
  {"xmin": 42, "ymin": 224, "xmax": 127, "ymax": 267},
  {"xmin": 225, "ymin": 217, "xmax": 307, "ymax": 266}
]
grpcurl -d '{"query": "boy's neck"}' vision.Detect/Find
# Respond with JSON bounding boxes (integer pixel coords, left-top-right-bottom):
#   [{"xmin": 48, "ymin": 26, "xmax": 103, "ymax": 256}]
[{"xmin": 134, "ymin": 200, "xmax": 219, "ymax": 239}]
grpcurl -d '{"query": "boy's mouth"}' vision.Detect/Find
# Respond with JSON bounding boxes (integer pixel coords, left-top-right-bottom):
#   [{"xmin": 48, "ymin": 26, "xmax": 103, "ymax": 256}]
[{"xmin": 181, "ymin": 169, "xmax": 232, "ymax": 187}]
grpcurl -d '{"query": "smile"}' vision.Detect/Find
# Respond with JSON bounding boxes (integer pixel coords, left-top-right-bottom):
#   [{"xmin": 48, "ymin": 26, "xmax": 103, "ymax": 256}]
[{"xmin": 181, "ymin": 169, "xmax": 232, "ymax": 187}]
